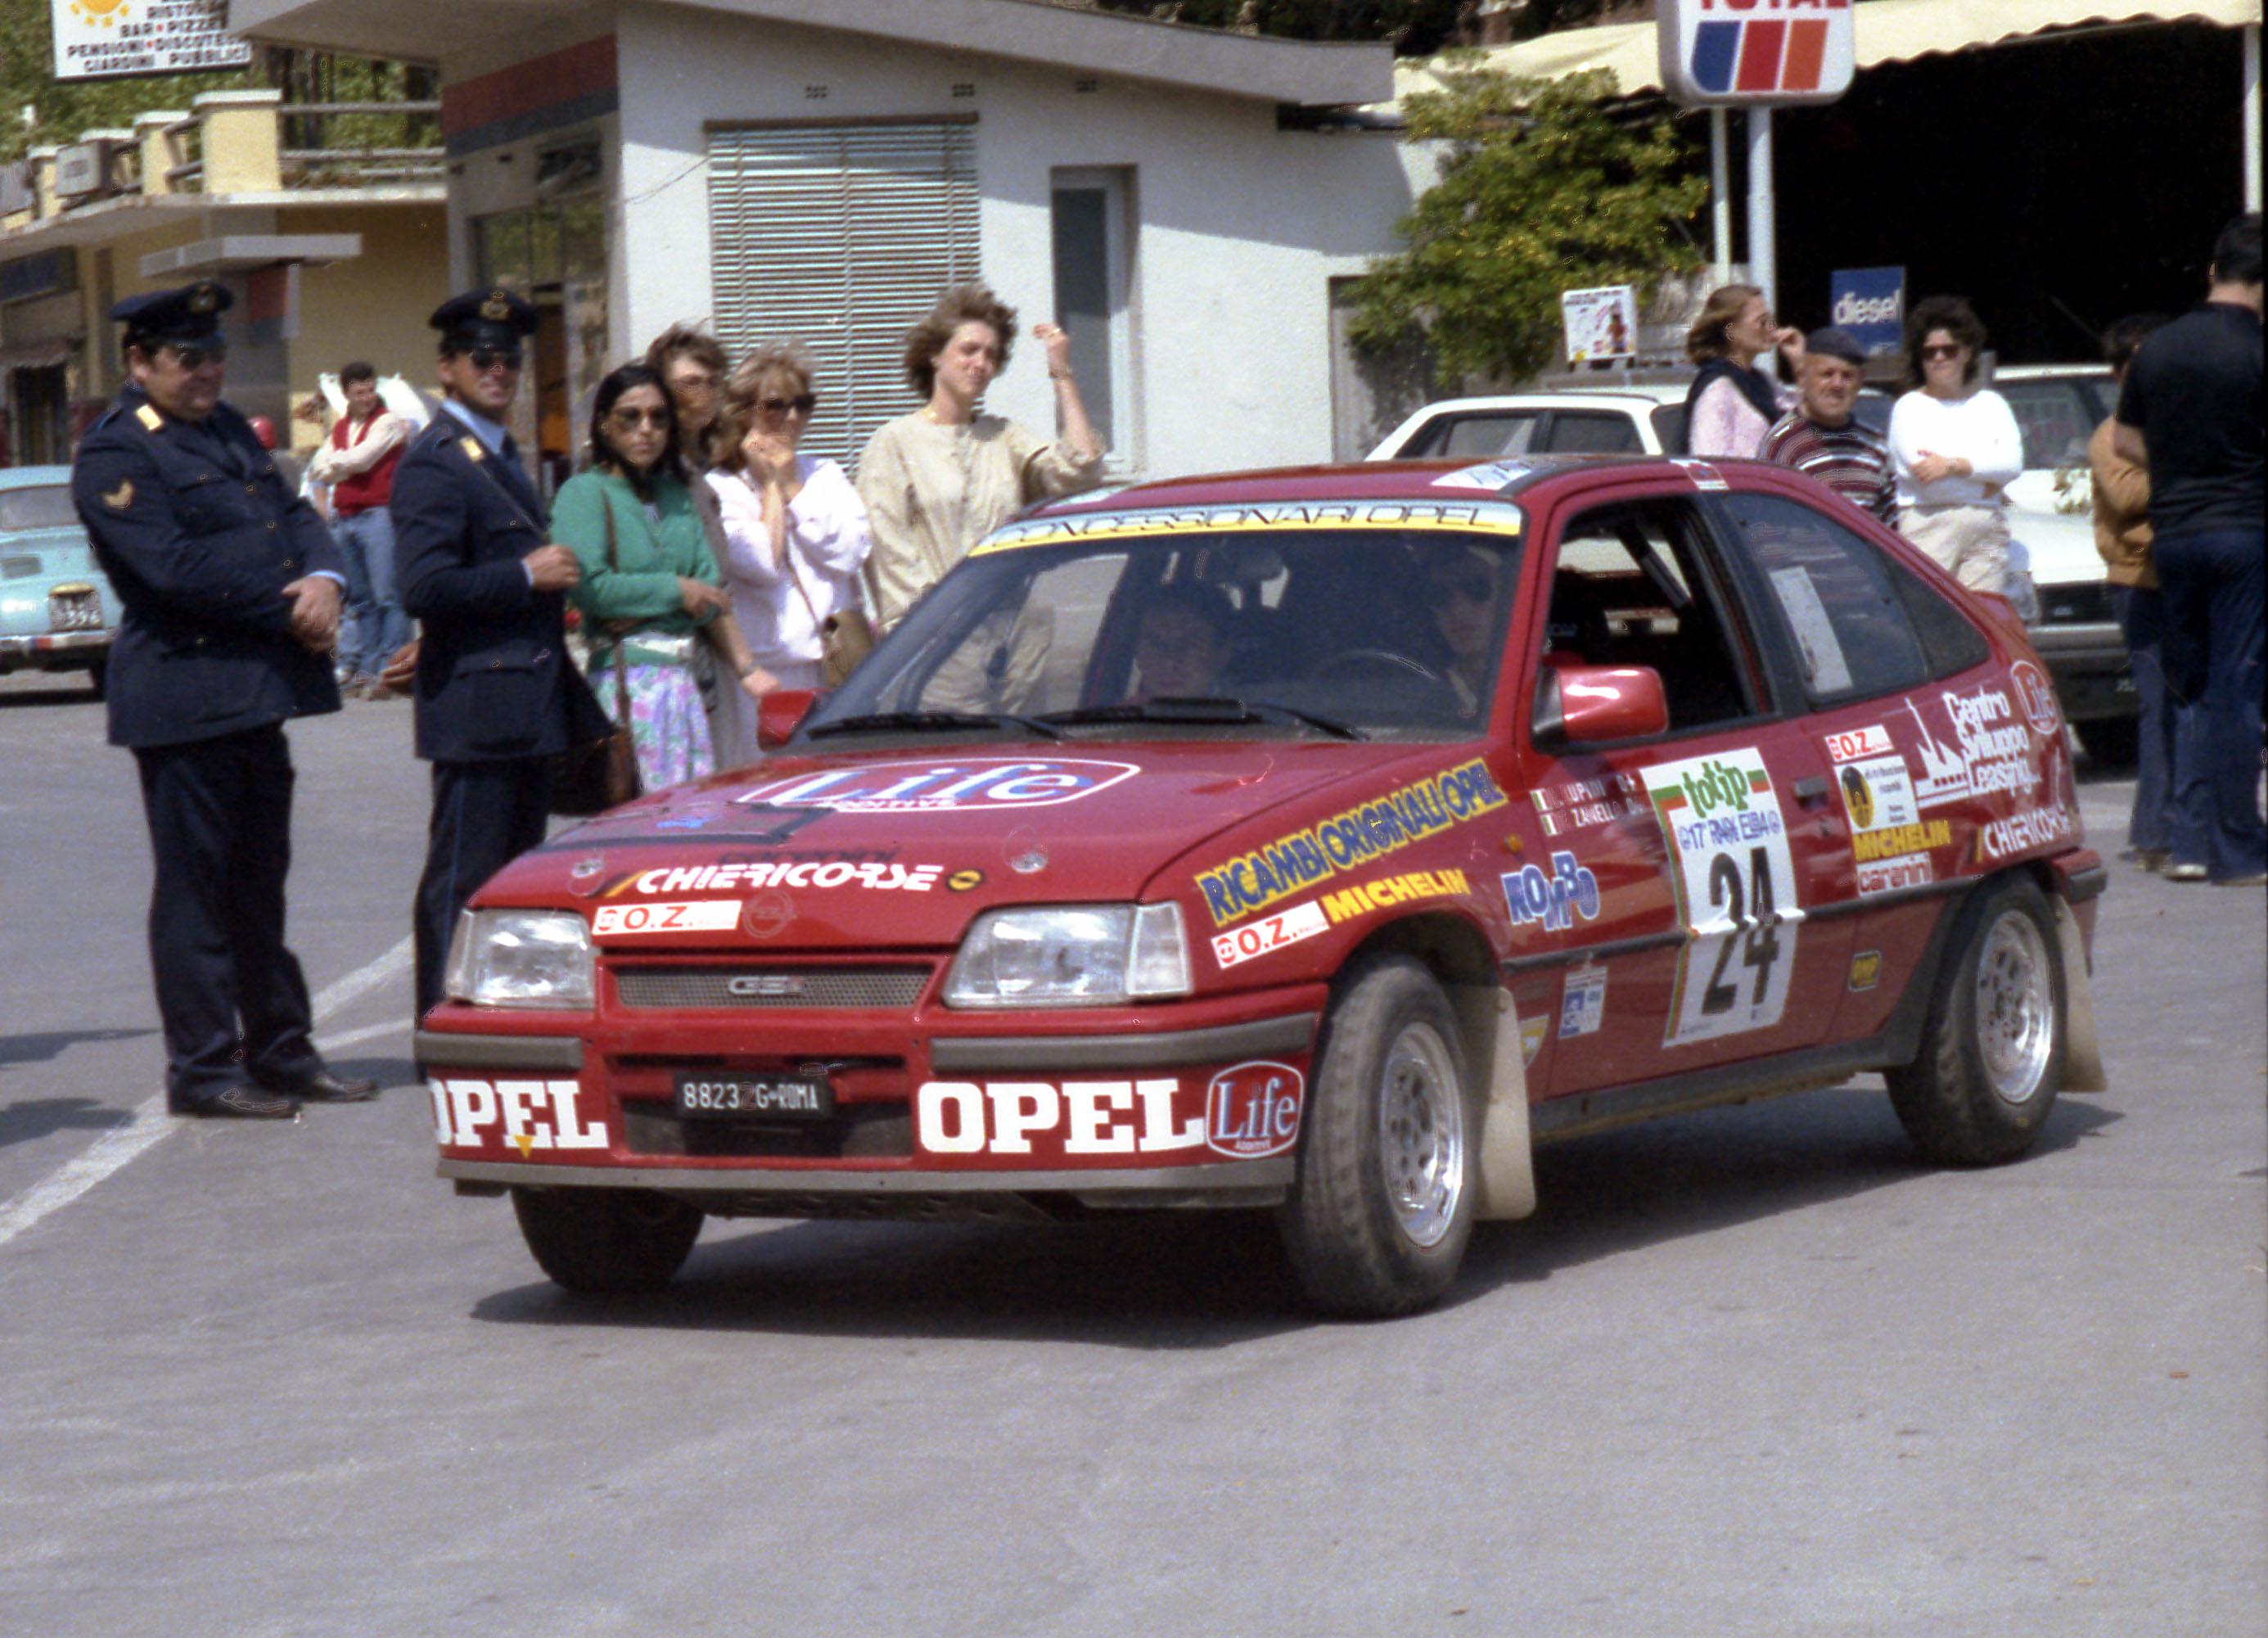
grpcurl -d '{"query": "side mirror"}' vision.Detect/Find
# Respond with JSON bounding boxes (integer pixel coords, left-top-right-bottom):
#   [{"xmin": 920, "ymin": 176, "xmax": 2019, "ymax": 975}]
[
  {"xmin": 1533, "ymin": 662, "xmax": 1668, "ymax": 746},
  {"xmin": 757, "ymin": 688, "xmax": 820, "ymax": 751}
]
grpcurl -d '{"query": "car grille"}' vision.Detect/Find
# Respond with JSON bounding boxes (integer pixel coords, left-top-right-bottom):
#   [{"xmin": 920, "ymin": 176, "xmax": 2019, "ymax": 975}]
[
  {"xmin": 614, "ymin": 965, "xmax": 930, "ymax": 1010},
  {"xmin": 2040, "ymin": 583, "xmax": 2113, "ymax": 626},
  {"xmin": 47, "ymin": 587, "xmax": 101, "ymax": 632}
]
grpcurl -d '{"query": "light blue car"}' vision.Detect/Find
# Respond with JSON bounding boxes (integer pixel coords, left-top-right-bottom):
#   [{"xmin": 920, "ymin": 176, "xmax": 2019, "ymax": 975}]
[{"xmin": 0, "ymin": 465, "xmax": 122, "ymax": 695}]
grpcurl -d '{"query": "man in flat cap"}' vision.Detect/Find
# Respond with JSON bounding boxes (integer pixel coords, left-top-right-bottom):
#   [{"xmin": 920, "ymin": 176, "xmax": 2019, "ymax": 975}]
[
  {"xmin": 391, "ymin": 288, "xmax": 610, "ymax": 1017},
  {"xmin": 71, "ymin": 281, "xmax": 378, "ymax": 1118},
  {"xmin": 1759, "ymin": 326, "xmax": 1897, "ymax": 525}
]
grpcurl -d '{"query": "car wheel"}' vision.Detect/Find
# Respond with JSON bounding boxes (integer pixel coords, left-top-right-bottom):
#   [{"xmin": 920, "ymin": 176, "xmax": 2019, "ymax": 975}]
[
  {"xmin": 511, "ymin": 1186, "xmax": 703, "ymax": 1293},
  {"xmin": 1277, "ymin": 954, "xmax": 1477, "ymax": 1317},
  {"xmin": 2076, "ymin": 715, "xmax": 2138, "ymax": 768},
  {"xmin": 1887, "ymin": 876, "xmax": 2065, "ymax": 1166},
  {"xmin": 87, "ymin": 657, "xmax": 107, "ymax": 699}
]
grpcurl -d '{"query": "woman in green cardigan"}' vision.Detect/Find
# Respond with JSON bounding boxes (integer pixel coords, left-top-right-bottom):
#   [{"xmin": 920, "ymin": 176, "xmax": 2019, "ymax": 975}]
[{"xmin": 553, "ymin": 363, "xmax": 766, "ymax": 789}]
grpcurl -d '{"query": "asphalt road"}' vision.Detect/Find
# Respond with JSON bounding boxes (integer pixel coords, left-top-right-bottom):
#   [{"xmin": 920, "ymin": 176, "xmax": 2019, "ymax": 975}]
[{"xmin": 1, "ymin": 674, "xmax": 2261, "ymax": 1638}]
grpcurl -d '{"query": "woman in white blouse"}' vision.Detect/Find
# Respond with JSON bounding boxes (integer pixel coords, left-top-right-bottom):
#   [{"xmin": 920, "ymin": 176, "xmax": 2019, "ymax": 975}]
[
  {"xmin": 1887, "ymin": 296, "xmax": 2024, "ymax": 595},
  {"xmin": 706, "ymin": 345, "xmax": 872, "ymax": 763}
]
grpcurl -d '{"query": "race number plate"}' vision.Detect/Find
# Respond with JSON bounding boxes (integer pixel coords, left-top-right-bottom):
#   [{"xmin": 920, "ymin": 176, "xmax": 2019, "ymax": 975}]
[{"xmin": 674, "ymin": 1072, "xmax": 833, "ymax": 1120}]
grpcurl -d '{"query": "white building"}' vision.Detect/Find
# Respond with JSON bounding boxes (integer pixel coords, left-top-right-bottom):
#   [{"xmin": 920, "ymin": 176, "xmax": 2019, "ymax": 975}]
[{"xmin": 227, "ymin": 0, "xmax": 1427, "ymax": 489}]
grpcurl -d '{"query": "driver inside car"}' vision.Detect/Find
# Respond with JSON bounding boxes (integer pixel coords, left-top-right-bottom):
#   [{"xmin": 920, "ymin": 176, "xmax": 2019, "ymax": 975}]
[
  {"xmin": 1426, "ymin": 545, "xmax": 1507, "ymax": 713},
  {"xmin": 1130, "ymin": 580, "xmax": 1238, "ymax": 702}
]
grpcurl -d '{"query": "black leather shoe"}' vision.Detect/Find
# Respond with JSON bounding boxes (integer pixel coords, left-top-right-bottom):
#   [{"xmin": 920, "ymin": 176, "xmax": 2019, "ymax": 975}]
[
  {"xmin": 180, "ymin": 1086, "xmax": 301, "ymax": 1120},
  {"xmin": 270, "ymin": 1069, "xmax": 381, "ymax": 1103}
]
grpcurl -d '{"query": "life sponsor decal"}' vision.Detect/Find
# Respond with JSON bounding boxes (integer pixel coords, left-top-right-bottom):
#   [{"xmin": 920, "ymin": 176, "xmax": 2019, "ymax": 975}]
[
  {"xmin": 1518, "ymin": 1014, "xmax": 1550, "ymax": 1067},
  {"xmin": 913, "ymin": 1064, "xmax": 1304, "ymax": 1163},
  {"xmin": 1833, "ymin": 751, "xmax": 1950, "ymax": 894},
  {"xmin": 1847, "ymin": 950, "xmax": 1883, "ymax": 993},
  {"xmin": 591, "ymin": 900, "xmax": 741, "ymax": 938},
  {"xmin": 740, "ymin": 759, "xmax": 1139, "ymax": 814},
  {"xmin": 1530, "ymin": 771, "xmax": 1647, "ymax": 837},
  {"xmin": 976, "ymin": 499, "xmax": 1518, "ymax": 554},
  {"xmin": 1501, "ymin": 851, "xmax": 1601, "ymax": 934},
  {"xmin": 1211, "ymin": 899, "xmax": 1330, "ymax": 972},
  {"xmin": 1643, "ymin": 748, "xmax": 1801, "ymax": 1046},
  {"xmin": 1194, "ymin": 759, "xmax": 1508, "ymax": 927},
  {"xmin": 1559, "ymin": 966, "xmax": 1607, "ymax": 1040},
  {"xmin": 623, "ymin": 859, "xmax": 945, "ymax": 896},
  {"xmin": 1904, "ymin": 687, "xmax": 2040, "ymax": 809},
  {"xmin": 1976, "ymin": 803, "xmax": 2078, "ymax": 862},
  {"xmin": 428, "ymin": 1077, "xmax": 608, "ymax": 1157},
  {"xmin": 2009, "ymin": 660, "xmax": 2062, "ymax": 737}
]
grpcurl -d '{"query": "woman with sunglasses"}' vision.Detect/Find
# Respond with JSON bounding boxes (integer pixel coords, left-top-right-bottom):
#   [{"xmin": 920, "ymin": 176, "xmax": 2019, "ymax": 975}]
[
  {"xmin": 552, "ymin": 363, "xmax": 767, "ymax": 789},
  {"xmin": 1682, "ymin": 283, "xmax": 1805, "ymax": 459},
  {"xmin": 705, "ymin": 345, "xmax": 873, "ymax": 761},
  {"xmin": 857, "ymin": 282, "xmax": 1104, "ymax": 633},
  {"xmin": 1887, "ymin": 296, "xmax": 2023, "ymax": 594}
]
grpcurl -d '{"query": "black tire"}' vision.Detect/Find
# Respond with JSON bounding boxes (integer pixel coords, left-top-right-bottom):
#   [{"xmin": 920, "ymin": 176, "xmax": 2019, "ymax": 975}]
[
  {"xmin": 1887, "ymin": 876, "xmax": 2065, "ymax": 1166},
  {"xmin": 1276, "ymin": 954, "xmax": 1478, "ymax": 1317},
  {"xmin": 511, "ymin": 1186, "xmax": 703, "ymax": 1293},
  {"xmin": 2076, "ymin": 715, "xmax": 2138, "ymax": 769}
]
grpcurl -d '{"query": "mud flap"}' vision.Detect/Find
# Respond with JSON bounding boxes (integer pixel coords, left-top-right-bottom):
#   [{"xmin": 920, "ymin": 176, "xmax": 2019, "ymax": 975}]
[
  {"xmin": 2052, "ymin": 896, "xmax": 2108, "ymax": 1093},
  {"xmin": 1452, "ymin": 985, "xmax": 1536, "ymax": 1221}
]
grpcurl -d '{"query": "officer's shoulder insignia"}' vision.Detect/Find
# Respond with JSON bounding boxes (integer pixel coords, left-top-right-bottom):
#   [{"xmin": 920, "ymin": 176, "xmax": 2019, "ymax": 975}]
[
  {"xmin": 134, "ymin": 404, "xmax": 164, "ymax": 432},
  {"xmin": 102, "ymin": 480, "xmax": 134, "ymax": 511},
  {"xmin": 458, "ymin": 435, "xmax": 487, "ymax": 463}
]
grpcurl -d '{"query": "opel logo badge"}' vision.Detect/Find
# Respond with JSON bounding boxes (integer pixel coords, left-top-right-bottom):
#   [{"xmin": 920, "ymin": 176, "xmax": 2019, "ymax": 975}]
[{"xmin": 726, "ymin": 974, "xmax": 805, "ymax": 999}]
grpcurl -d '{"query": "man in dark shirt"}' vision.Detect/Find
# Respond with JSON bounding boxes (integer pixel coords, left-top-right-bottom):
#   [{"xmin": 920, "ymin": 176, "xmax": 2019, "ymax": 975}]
[
  {"xmin": 1760, "ymin": 327, "xmax": 1896, "ymax": 524},
  {"xmin": 2114, "ymin": 214, "xmax": 2265, "ymax": 886}
]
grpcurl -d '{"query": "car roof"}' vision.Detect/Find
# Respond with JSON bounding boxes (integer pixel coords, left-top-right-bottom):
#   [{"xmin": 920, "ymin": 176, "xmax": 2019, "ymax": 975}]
[
  {"xmin": 0, "ymin": 466, "xmax": 72, "ymax": 491},
  {"xmin": 1396, "ymin": 386, "xmax": 1691, "ymax": 412},
  {"xmin": 1027, "ymin": 454, "xmax": 1740, "ymax": 515}
]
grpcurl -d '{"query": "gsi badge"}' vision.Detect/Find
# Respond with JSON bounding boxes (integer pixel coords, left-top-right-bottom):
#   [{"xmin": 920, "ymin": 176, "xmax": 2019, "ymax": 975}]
[{"xmin": 727, "ymin": 974, "xmax": 805, "ymax": 999}]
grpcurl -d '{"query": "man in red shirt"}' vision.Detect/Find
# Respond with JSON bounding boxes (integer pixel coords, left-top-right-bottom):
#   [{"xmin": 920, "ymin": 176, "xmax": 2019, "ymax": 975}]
[{"xmin": 309, "ymin": 361, "xmax": 409, "ymax": 697}]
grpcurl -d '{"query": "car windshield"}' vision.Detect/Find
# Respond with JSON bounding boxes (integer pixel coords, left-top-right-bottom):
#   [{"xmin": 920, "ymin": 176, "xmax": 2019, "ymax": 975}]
[
  {"xmin": 801, "ymin": 516, "xmax": 1526, "ymax": 743},
  {"xmin": 0, "ymin": 485, "xmax": 77, "ymax": 533},
  {"xmin": 1997, "ymin": 377, "xmax": 2109, "ymax": 470}
]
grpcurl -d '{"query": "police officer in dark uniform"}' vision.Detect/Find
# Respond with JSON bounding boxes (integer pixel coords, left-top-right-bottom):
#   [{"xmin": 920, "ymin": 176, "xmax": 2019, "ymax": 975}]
[
  {"xmin": 72, "ymin": 282, "xmax": 379, "ymax": 1118},
  {"xmin": 393, "ymin": 288, "xmax": 611, "ymax": 1016}
]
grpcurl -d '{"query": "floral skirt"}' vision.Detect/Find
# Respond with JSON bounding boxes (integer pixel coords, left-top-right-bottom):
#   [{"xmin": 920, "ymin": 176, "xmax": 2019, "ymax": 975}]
[{"xmin": 592, "ymin": 658, "xmax": 715, "ymax": 792}]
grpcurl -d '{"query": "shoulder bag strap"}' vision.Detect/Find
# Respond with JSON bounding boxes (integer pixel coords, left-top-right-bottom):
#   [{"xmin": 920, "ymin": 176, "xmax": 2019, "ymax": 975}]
[{"xmin": 600, "ymin": 493, "xmax": 632, "ymax": 724}]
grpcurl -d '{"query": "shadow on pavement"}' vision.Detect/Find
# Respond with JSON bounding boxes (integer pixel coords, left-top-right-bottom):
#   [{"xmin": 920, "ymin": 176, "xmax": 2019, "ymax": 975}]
[
  {"xmin": 0, "ymin": 1027, "xmax": 153, "ymax": 1071},
  {"xmin": 466, "ymin": 1082, "xmax": 2121, "ymax": 1345},
  {"xmin": 0, "ymin": 681, "xmax": 102, "ymax": 710},
  {"xmin": 327, "ymin": 1054, "xmax": 421, "ymax": 1090},
  {"xmin": 0, "ymin": 1096, "xmax": 134, "ymax": 1148}
]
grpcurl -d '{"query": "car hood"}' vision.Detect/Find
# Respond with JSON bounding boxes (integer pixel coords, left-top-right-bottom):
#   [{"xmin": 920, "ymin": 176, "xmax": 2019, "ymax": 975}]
[
  {"xmin": 2005, "ymin": 504, "xmax": 2103, "ymax": 589},
  {"xmin": 485, "ymin": 738, "xmax": 1453, "ymax": 950}
]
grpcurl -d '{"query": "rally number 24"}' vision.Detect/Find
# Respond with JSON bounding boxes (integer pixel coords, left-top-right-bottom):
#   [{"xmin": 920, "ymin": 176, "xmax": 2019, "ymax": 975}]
[{"xmin": 1702, "ymin": 846, "xmax": 1782, "ymax": 1014}]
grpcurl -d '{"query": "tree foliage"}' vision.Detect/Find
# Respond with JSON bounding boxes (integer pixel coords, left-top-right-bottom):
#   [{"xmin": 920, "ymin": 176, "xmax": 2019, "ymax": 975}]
[{"xmin": 1348, "ymin": 61, "xmax": 1707, "ymax": 384}]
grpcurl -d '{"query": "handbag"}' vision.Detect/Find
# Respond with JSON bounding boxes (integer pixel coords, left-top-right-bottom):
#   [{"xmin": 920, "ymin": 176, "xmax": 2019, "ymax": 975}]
[
  {"xmin": 549, "ymin": 494, "xmax": 643, "ymax": 815},
  {"xmin": 782, "ymin": 541, "xmax": 877, "ymax": 688}
]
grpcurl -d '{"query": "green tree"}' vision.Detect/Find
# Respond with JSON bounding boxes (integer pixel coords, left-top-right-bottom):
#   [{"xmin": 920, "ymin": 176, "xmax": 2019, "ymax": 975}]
[{"xmin": 1348, "ymin": 60, "xmax": 1707, "ymax": 384}]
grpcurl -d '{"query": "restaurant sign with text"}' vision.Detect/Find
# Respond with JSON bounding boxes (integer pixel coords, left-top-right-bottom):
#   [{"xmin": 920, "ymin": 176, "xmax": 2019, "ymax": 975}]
[{"xmin": 52, "ymin": 0, "xmax": 252, "ymax": 83}]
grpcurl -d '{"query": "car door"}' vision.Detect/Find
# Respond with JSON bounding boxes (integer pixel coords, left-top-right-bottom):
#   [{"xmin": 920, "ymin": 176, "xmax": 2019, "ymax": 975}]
[{"xmin": 1511, "ymin": 482, "xmax": 1853, "ymax": 1103}]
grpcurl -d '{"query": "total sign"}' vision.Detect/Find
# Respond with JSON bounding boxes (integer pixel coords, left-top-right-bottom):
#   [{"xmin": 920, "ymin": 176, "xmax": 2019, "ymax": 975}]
[{"xmin": 1657, "ymin": 0, "xmax": 1857, "ymax": 107}]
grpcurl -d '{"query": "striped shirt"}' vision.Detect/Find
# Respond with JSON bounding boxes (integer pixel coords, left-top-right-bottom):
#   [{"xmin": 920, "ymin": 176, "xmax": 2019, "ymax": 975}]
[{"xmin": 1760, "ymin": 412, "xmax": 1896, "ymax": 524}]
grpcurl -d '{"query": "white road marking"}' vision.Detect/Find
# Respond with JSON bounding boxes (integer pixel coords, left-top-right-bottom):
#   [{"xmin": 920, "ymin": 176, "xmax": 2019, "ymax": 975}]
[
  {"xmin": 314, "ymin": 1017, "xmax": 413, "ymax": 1053},
  {"xmin": 0, "ymin": 936, "xmax": 415, "ymax": 1252}
]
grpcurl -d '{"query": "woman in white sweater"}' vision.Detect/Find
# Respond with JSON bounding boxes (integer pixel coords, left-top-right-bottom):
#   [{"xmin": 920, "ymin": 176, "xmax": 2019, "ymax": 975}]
[
  {"xmin": 1887, "ymin": 296, "xmax": 2023, "ymax": 594},
  {"xmin": 705, "ymin": 345, "xmax": 872, "ymax": 764}
]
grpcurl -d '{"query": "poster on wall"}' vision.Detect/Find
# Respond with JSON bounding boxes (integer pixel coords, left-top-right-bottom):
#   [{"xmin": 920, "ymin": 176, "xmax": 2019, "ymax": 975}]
[
  {"xmin": 52, "ymin": 0, "xmax": 253, "ymax": 83},
  {"xmin": 1560, "ymin": 286, "xmax": 1639, "ymax": 365}
]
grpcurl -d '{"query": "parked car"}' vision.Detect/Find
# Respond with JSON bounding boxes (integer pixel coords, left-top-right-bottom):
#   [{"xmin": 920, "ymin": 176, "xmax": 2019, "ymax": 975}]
[
  {"xmin": 1364, "ymin": 382, "xmax": 1892, "ymax": 464},
  {"xmin": 417, "ymin": 453, "xmax": 2104, "ymax": 1317},
  {"xmin": 1994, "ymin": 364, "xmax": 2135, "ymax": 762},
  {"xmin": 0, "ymin": 466, "xmax": 121, "ymax": 695}
]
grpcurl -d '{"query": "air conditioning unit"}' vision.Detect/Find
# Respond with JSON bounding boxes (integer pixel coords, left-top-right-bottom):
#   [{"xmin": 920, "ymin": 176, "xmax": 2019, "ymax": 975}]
[{"xmin": 53, "ymin": 136, "xmax": 131, "ymax": 203}]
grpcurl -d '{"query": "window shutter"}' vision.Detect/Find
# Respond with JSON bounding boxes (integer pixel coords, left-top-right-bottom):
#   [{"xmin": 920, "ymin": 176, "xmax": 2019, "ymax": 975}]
[{"xmin": 708, "ymin": 121, "xmax": 980, "ymax": 470}]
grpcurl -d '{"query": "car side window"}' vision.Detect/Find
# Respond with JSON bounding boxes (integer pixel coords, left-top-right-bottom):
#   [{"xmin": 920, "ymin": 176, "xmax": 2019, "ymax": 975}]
[
  {"xmin": 1718, "ymin": 491, "xmax": 1932, "ymax": 703},
  {"xmin": 1541, "ymin": 498, "xmax": 1762, "ymax": 735},
  {"xmin": 1996, "ymin": 380, "xmax": 2098, "ymax": 471},
  {"xmin": 1543, "ymin": 413, "xmax": 1643, "ymax": 454},
  {"xmin": 1886, "ymin": 557, "xmax": 1995, "ymax": 679},
  {"xmin": 1415, "ymin": 412, "xmax": 1543, "ymax": 461}
]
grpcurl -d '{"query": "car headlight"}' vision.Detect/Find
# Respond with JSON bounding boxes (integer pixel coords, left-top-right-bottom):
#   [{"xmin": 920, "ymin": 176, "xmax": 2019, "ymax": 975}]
[
  {"xmin": 444, "ymin": 909, "xmax": 595, "ymax": 1009},
  {"xmin": 944, "ymin": 903, "xmax": 1191, "ymax": 1009}
]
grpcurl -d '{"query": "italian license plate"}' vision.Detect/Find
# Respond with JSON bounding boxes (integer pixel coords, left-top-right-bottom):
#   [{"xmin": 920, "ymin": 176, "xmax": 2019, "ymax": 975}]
[{"xmin": 674, "ymin": 1072, "xmax": 832, "ymax": 1119}]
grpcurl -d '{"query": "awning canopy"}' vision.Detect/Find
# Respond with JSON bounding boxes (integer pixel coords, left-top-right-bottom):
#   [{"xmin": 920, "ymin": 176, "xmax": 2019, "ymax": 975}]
[{"xmin": 1394, "ymin": 0, "xmax": 2262, "ymax": 103}]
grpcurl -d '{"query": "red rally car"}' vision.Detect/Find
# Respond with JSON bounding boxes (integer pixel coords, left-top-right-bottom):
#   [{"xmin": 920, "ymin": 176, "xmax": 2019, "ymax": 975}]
[{"xmin": 417, "ymin": 453, "xmax": 2106, "ymax": 1316}]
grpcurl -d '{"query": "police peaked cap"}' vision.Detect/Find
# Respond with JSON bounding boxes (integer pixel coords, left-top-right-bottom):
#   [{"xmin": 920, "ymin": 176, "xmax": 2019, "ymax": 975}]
[
  {"xmin": 110, "ymin": 282, "xmax": 232, "ymax": 345},
  {"xmin": 430, "ymin": 287, "xmax": 539, "ymax": 352}
]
